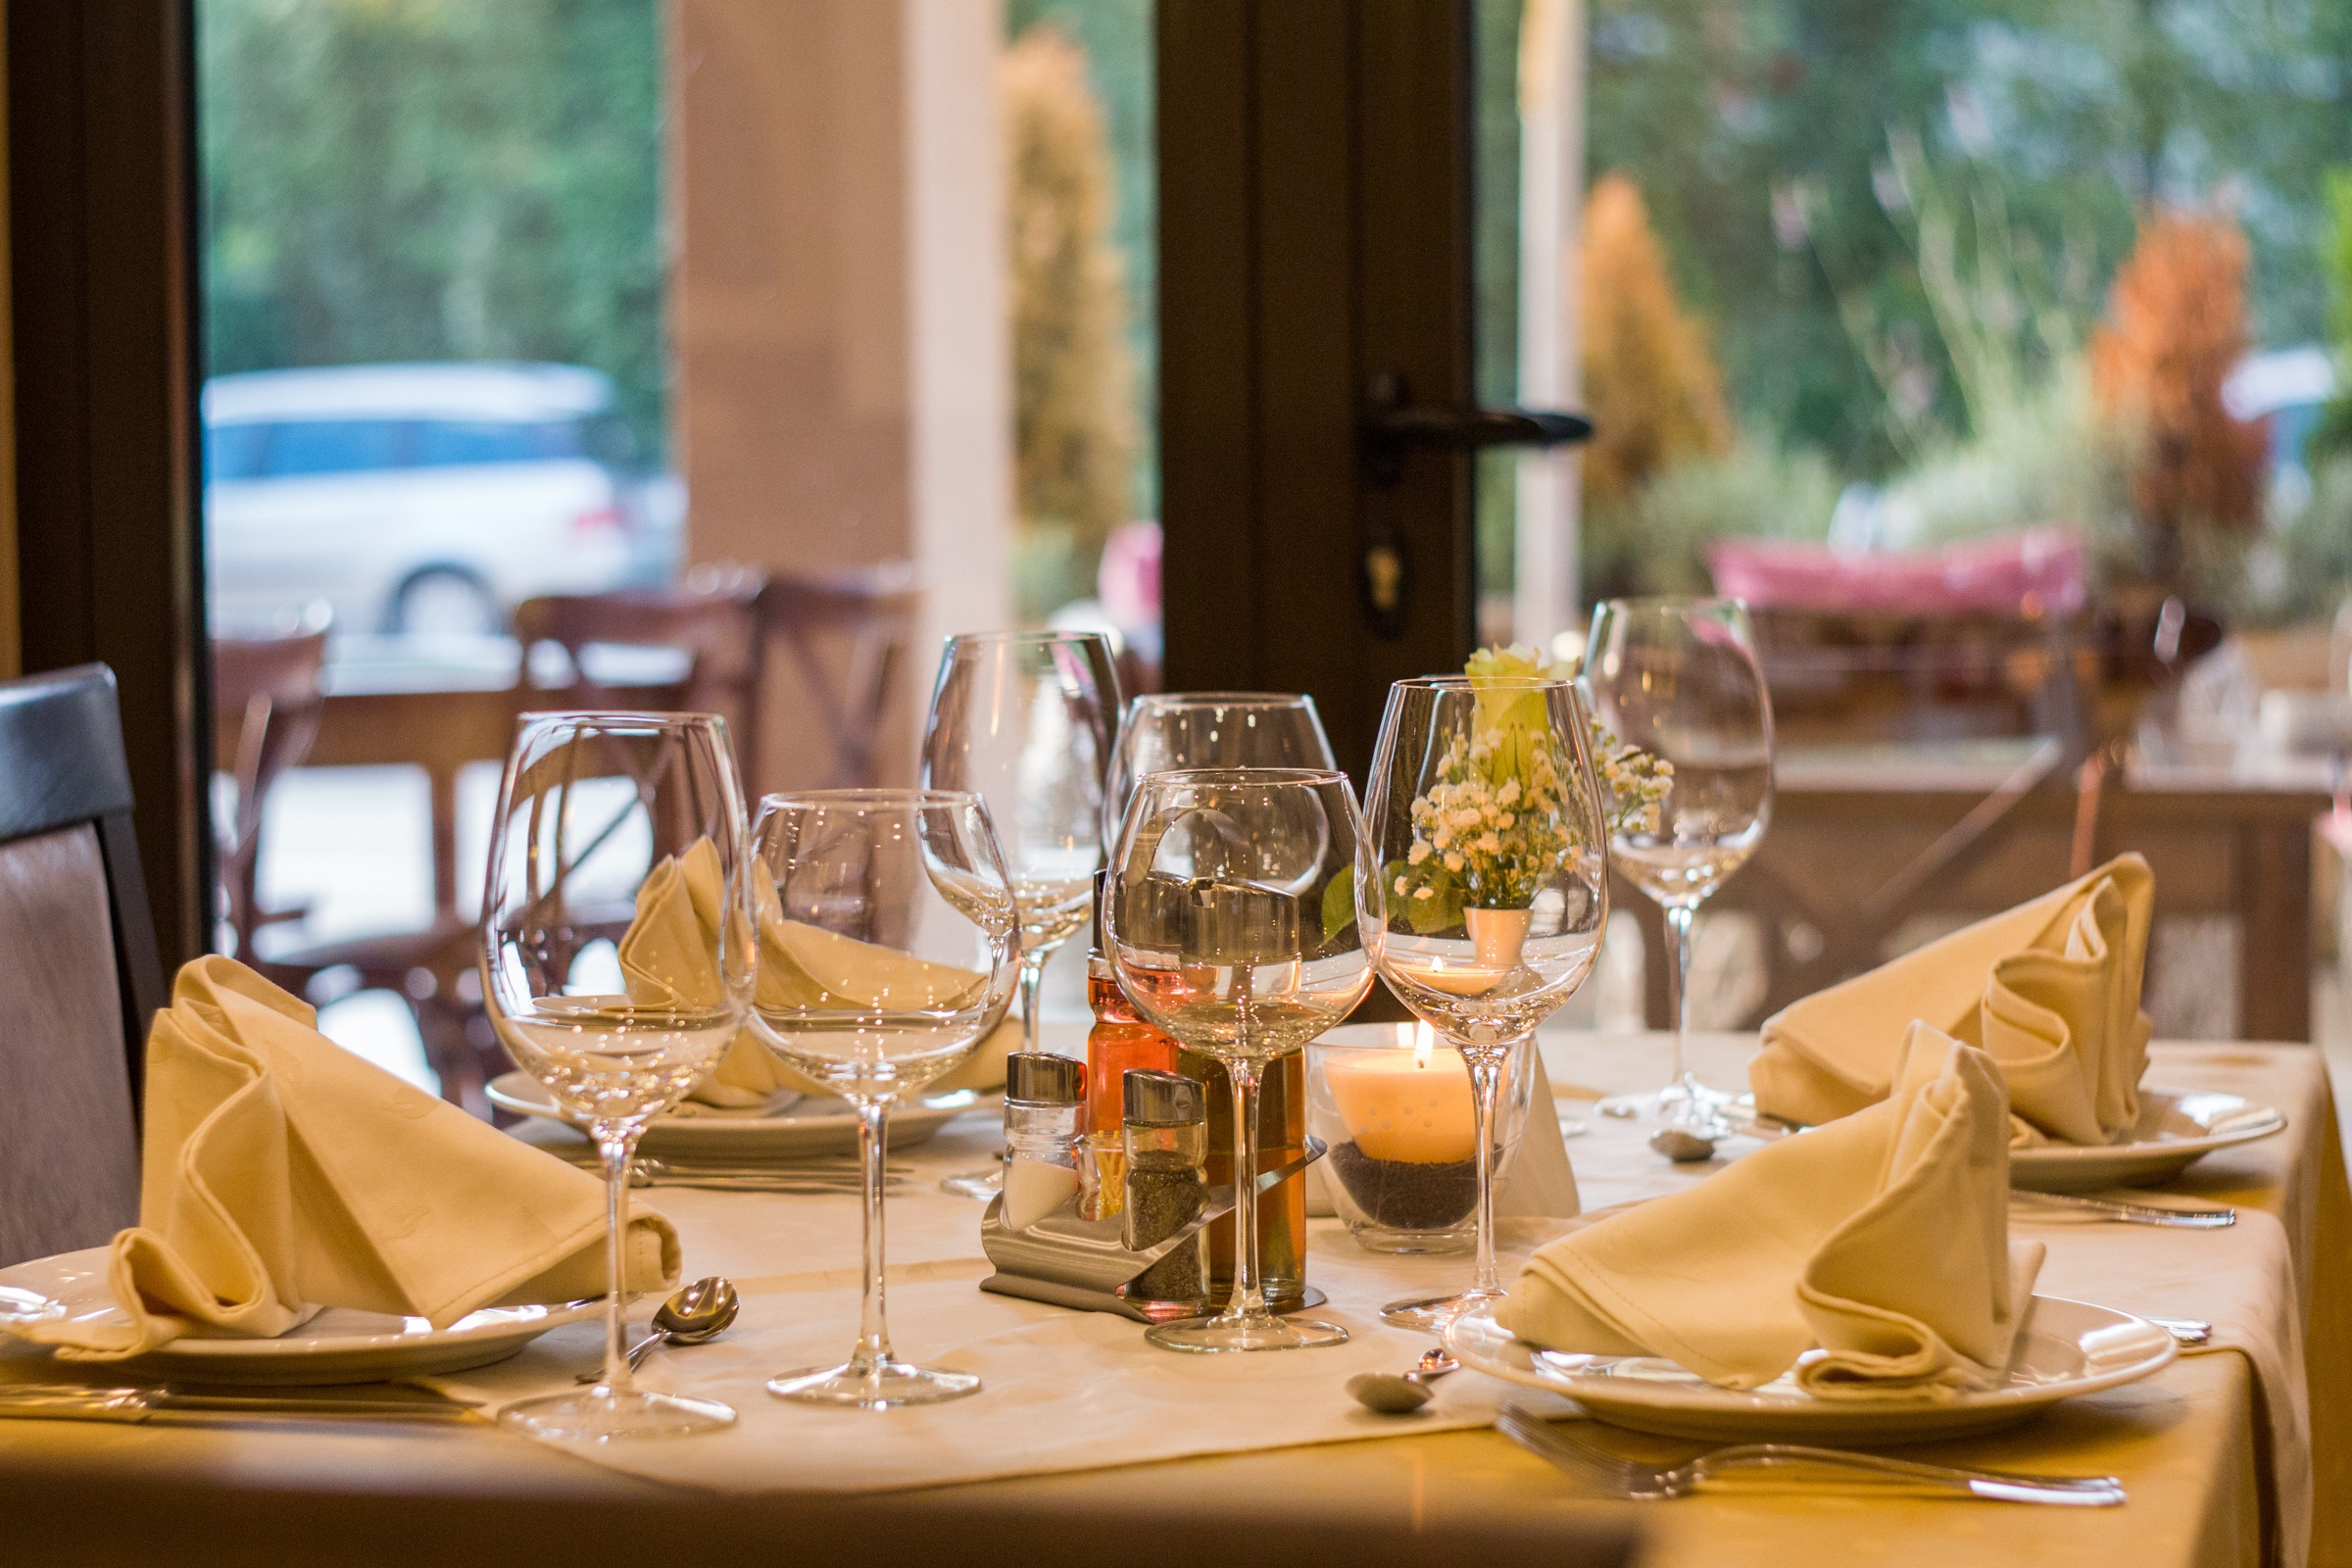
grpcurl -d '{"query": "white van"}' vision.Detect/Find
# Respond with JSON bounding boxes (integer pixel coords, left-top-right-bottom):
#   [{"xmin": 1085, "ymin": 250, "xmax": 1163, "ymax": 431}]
[{"xmin": 204, "ymin": 362, "xmax": 681, "ymax": 634}]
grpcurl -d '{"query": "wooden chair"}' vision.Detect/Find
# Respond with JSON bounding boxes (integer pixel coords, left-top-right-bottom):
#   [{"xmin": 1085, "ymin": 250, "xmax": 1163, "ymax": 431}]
[
  {"xmin": 748, "ymin": 564, "xmax": 922, "ymax": 793},
  {"xmin": 210, "ymin": 622, "xmax": 330, "ymax": 958},
  {"xmin": 513, "ymin": 569, "xmax": 761, "ymax": 735},
  {"xmin": 0, "ymin": 663, "xmax": 166, "ymax": 1265}
]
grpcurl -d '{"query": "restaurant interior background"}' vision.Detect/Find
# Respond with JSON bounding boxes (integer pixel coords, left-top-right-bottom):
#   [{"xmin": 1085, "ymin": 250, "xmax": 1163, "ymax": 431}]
[{"xmin": 175, "ymin": 0, "xmax": 2352, "ymax": 1117}]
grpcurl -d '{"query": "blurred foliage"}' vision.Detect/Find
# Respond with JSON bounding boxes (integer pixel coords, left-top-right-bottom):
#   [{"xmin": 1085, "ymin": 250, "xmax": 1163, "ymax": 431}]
[
  {"xmin": 1580, "ymin": 175, "xmax": 1734, "ymax": 505},
  {"xmin": 1004, "ymin": 24, "xmax": 1141, "ymax": 623},
  {"xmin": 1583, "ymin": 439, "xmax": 1840, "ymax": 601},
  {"xmin": 2314, "ymin": 170, "xmax": 2352, "ymax": 465},
  {"xmin": 2091, "ymin": 209, "xmax": 2270, "ymax": 574},
  {"xmin": 198, "ymin": 0, "xmax": 665, "ymax": 458},
  {"xmin": 1584, "ymin": 0, "xmax": 2352, "ymax": 481},
  {"xmin": 2248, "ymin": 456, "xmax": 2352, "ymax": 624},
  {"xmin": 1006, "ymin": 0, "xmax": 1156, "ymax": 523}
]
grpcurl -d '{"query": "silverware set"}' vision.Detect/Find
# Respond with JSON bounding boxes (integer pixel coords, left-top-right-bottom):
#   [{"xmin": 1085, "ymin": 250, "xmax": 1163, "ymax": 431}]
[
  {"xmin": 548, "ymin": 1152, "xmax": 912, "ymax": 1193},
  {"xmin": 2012, "ymin": 1190, "xmax": 2236, "ymax": 1228},
  {"xmin": 0, "ymin": 1383, "xmax": 479, "ymax": 1425},
  {"xmin": 1494, "ymin": 1403, "xmax": 2128, "ymax": 1506}
]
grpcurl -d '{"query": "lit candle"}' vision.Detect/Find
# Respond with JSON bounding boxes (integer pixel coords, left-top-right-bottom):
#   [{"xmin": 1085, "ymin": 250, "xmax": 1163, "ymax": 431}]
[{"xmin": 1319, "ymin": 1023, "xmax": 1476, "ymax": 1163}]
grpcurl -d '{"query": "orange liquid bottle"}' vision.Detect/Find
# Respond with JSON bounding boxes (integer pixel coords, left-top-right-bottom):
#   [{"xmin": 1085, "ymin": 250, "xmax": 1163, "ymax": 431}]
[{"xmin": 1080, "ymin": 872, "xmax": 1176, "ymax": 1217}]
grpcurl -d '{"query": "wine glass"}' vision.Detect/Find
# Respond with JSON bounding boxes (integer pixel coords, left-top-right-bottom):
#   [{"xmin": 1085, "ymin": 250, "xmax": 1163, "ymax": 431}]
[
  {"xmin": 1355, "ymin": 676, "xmax": 1609, "ymax": 1331},
  {"xmin": 1104, "ymin": 693, "xmax": 1335, "ymax": 841},
  {"xmin": 747, "ymin": 790, "xmax": 1017, "ymax": 1406},
  {"xmin": 922, "ymin": 630, "xmax": 1119, "ymax": 1199},
  {"xmin": 481, "ymin": 710, "xmax": 752, "ymax": 1440},
  {"xmin": 1103, "ymin": 768, "xmax": 1372, "ymax": 1352},
  {"xmin": 1581, "ymin": 597, "xmax": 1775, "ymax": 1126}
]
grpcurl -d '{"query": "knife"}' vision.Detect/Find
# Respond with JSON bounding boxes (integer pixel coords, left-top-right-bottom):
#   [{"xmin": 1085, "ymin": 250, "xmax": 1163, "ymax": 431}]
[{"xmin": 0, "ymin": 1384, "xmax": 482, "ymax": 1423}]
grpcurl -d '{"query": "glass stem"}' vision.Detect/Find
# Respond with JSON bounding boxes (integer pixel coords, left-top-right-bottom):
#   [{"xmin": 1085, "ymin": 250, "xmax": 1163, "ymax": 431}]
[
  {"xmin": 1468, "ymin": 1043, "xmax": 1509, "ymax": 1297},
  {"xmin": 1666, "ymin": 903, "xmax": 1696, "ymax": 1098},
  {"xmin": 850, "ymin": 1101, "xmax": 894, "ymax": 1377},
  {"xmin": 1222, "ymin": 1059, "xmax": 1266, "ymax": 1323},
  {"xmin": 595, "ymin": 1123, "xmax": 638, "ymax": 1396},
  {"xmin": 1017, "ymin": 950, "xmax": 1049, "ymax": 1054}
]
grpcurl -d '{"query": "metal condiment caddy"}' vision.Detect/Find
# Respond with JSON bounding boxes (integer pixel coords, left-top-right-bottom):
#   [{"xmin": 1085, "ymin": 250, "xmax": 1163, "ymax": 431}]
[{"xmin": 978, "ymin": 1139, "xmax": 1328, "ymax": 1322}]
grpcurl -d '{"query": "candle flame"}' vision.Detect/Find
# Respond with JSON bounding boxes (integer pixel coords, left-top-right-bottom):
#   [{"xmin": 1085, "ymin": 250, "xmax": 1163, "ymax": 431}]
[{"xmin": 1413, "ymin": 1021, "xmax": 1435, "ymax": 1070}]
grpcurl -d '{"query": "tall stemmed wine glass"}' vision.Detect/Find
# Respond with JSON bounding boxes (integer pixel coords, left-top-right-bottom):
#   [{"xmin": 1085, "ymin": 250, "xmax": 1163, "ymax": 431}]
[
  {"xmin": 748, "ymin": 790, "xmax": 1017, "ymax": 1406},
  {"xmin": 923, "ymin": 631, "xmax": 1120, "ymax": 1199},
  {"xmin": 1356, "ymin": 676, "xmax": 1610, "ymax": 1332},
  {"xmin": 1104, "ymin": 693, "xmax": 1336, "ymax": 841},
  {"xmin": 1104, "ymin": 768, "xmax": 1372, "ymax": 1352},
  {"xmin": 481, "ymin": 711, "xmax": 752, "ymax": 1440},
  {"xmin": 1582, "ymin": 597, "xmax": 1775, "ymax": 1126}
]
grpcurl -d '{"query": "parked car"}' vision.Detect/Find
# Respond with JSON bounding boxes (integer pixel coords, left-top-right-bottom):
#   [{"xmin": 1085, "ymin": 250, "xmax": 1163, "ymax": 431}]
[{"xmin": 204, "ymin": 362, "xmax": 681, "ymax": 636}]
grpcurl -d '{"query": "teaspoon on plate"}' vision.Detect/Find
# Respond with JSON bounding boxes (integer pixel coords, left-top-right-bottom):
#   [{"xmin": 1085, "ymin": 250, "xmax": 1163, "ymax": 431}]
[{"xmin": 576, "ymin": 1277, "xmax": 740, "ymax": 1384}]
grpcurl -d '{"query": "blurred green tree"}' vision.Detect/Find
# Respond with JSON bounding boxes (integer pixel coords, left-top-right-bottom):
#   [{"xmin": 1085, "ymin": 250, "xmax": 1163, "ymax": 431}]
[{"xmin": 199, "ymin": 0, "xmax": 665, "ymax": 457}]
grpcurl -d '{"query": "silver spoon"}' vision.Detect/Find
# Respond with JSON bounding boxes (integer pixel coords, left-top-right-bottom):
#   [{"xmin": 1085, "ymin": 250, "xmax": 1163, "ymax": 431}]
[
  {"xmin": 1347, "ymin": 1347, "xmax": 1461, "ymax": 1414},
  {"xmin": 574, "ymin": 1276, "xmax": 740, "ymax": 1384}
]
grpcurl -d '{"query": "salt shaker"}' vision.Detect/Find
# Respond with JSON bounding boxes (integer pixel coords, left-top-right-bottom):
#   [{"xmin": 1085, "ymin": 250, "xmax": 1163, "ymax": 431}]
[
  {"xmin": 1002, "ymin": 1053, "xmax": 1085, "ymax": 1230},
  {"xmin": 1122, "ymin": 1069, "xmax": 1209, "ymax": 1306}
]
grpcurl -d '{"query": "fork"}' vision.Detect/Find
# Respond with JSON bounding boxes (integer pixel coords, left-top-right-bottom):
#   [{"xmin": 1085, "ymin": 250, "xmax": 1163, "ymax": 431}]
[{"xmin": 1494, "ymin": 1404, "xmax": 2127, "ymax": 1506}]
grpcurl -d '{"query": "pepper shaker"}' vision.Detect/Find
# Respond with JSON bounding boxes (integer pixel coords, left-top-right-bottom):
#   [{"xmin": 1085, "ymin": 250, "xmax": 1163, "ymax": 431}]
[{"xmin": 1122, "ymin": 1069, "xmax": 1209, "ymax": 1306}]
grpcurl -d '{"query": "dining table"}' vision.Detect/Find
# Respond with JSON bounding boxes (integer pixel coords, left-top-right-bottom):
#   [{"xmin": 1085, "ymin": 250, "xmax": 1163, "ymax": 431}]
[{"xmin": 1, "ymin": 1026, "xmax": 2342, "ymax": 1568}]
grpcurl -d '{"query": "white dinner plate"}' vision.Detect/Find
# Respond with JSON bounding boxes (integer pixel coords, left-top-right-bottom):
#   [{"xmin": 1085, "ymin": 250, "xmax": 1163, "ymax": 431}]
[
  {"xmin": 0, "ymin": 1249, "xmax": 600, "ymax": 1387},
  {"xmin": 487, "ymin": 1071, "xmax": 981, "ymax": 1158},
  {"xmin": 2009, "ymin": 1090, "xmax": 2285, "ymax": 1193},
  {"xmin": 1446, "ymin": 1295, "xmax": 2177, "ymax": 1444}
]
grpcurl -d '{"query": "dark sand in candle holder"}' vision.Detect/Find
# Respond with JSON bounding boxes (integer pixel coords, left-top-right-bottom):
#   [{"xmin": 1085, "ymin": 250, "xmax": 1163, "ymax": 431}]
[{"xmin": 1327, "ymin": 1140, "xmax": 1481, "ymax": 1230}]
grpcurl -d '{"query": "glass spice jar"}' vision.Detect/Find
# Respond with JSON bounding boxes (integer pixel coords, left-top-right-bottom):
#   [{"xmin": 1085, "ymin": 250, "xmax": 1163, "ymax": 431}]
[
  {"xmin": 1002, "ymin": 1053, "xmax": 1084, "ymax": 1231},
  {"xmin": 1121, "ymin": 1069, "xmax": 1209, "ymax": 1307}
]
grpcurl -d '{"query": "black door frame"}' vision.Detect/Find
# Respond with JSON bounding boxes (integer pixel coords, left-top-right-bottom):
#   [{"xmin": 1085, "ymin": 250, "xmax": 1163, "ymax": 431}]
[
  {"xmin": 7, "ymin": 0, "xmax": 211, "ymax": 978},
  {"xmin": 1158, "ymin": 0, "xmax": 1479, "ymax": 779}
]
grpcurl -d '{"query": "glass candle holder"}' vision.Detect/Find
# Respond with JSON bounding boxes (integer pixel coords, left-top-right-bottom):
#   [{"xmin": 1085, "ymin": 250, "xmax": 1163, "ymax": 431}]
[{"xmin": 1304, "ymin": 1023, "xmax": 1536, "ymax": 1254}]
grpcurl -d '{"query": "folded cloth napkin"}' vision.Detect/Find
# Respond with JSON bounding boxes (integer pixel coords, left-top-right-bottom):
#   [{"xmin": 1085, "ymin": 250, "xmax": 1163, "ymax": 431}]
[
  {"xmin": 1500, "ymin": 1026, "xmax": 2043, "ymax": 1400},
  {"xmin": 1750, "ymin": 853, "xmax": 2155, "ymax": 1144},
  {"xmin": 617, "ymin": 841, "xmax": 1015, "ymax": 1107},
  {"xmin": 12, "ymin": 957, "xmax": 678, "ymax": 1361}
]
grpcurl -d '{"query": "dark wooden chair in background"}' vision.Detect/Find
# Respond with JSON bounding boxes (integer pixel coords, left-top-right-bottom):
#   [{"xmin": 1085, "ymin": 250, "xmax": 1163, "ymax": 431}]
[
  {"xmin": 747, "ymin": 563, "xmax": 922, "ymax": 794},
  {"xmin": 0, "ymin": 664, "xmax": 165, "ymax": 1265},
  {"xmin": 210, "ymin": 620, "xmax": 330, "ymax": 959},
  {"xmin": 514, "ymin": 569, "xmax": 760, "ymax": 735}
]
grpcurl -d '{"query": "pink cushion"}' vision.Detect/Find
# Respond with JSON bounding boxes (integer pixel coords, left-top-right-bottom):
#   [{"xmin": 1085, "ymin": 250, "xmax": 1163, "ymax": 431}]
[{"xmin": 1707, "ymin": 527, "xmax": 2085, "ymax": 617}]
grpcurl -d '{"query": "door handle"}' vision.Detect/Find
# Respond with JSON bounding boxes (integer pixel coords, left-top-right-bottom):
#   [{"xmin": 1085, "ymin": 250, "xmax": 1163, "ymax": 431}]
[{"xmin": 1359, "ymin": 370, "xmax": 1591, "ymax": 485}]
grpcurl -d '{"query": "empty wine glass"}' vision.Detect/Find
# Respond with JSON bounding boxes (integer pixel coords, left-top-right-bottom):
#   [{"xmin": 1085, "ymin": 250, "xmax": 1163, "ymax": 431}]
[
  {"xmin": 1356, "ymin": 676, "xmax": 1609, "ymax": 1331},
  {"xmin": 748, "ymin": 790, "xmax": 1017, "ymax": 1406},
  {"xmin": 1581, "ymin": 597, "xmax": 1775, "ymax": 1126},
  {"xmin": 1104, "ymin": 768, "xmax": 1372, "ymax": 1352},
  {"xmin": 481, "ymin": 710, "xmax": 753, "ymax": 1440},
  {"xmin": 1104, "ymin": 693, "xmax": 1335, "ymax": 842},
  {"xmin": 922, "ymin": 630, "xmax": 1119, "ymax": 1199}
]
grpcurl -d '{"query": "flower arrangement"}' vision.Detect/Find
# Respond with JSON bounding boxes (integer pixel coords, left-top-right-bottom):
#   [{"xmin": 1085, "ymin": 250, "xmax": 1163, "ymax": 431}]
[{"xmin": 1383, "ymin": 647, "xmax": 1672, "ymax": 935}]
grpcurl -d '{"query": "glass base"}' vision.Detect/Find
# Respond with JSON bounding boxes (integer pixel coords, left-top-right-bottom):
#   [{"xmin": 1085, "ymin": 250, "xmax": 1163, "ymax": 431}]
[
  {"xmin": 1145, "ymin": 1309, "xmax": 1349, "ymax": 1353},
  {"xmin": 1378, "ymin": 1287, "xmax": 1500, "ymax": 1334},
  {"xmin": 767, "ymin": 1358, "xmax": 981, "ymax": 1408},
  {"xmin": 939, "ymin": 1165, "xmax": 1003, "ymax": 1200},
  {"xmin": 498, "ymin": 1386, "xmax": 736, "ymax": 1441}
]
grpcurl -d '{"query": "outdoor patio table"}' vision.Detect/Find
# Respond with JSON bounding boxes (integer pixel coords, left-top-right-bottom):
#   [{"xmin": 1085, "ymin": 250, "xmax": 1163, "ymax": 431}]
[{"xmin": 0, "ymin": 1028, "xmax": 2340, "ymax": 1568}]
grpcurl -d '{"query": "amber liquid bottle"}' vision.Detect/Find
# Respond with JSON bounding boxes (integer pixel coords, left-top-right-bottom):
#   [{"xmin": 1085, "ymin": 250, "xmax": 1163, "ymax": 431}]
[
  {"xmin": 1177, "ymin": 1048, "xmax": 1308, "ymax": 1309},
  {"xmin": 1081, "ymin": 874, "xmax": 1177, "ymax": 1218}
]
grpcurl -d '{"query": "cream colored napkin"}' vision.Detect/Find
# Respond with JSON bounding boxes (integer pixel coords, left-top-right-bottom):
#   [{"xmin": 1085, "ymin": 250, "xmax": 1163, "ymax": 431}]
[
  {"xmin": 1500, "ymin": 1026, "xmax": 2041, "ymax": 1399},
  {"xmin": 616, "ymin": 842, "xmax": 1015, "ymax": 1104},
  {"xmin": 1750, "ymin": 854, "xmax": 2154, "ymax": 1145},
  {"xmin": 12, "ymin": 957, "xmax": 677, "ymax": 1361}
]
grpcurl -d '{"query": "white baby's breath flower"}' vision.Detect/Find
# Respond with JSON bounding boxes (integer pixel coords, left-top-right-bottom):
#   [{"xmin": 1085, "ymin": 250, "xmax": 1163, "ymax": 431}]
[
  {"xmin": 1444, "ymin": 852, "xmax": 1464, "ymax": 872},
  {"xmin": 1407, "ymin": 842, "xmax": 1431, "ymax": 866},
  {"xmin": 1394, "ymin": 875, "xmax": 1408, "ymax": 896},
  {"xmin": 1413, "ymin": 887, "xmax": 1434, "ymax": 902}
]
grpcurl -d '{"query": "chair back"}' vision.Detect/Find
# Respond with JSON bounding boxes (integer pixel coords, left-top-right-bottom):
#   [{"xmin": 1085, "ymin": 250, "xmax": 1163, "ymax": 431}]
[
  {"xmin": 0, "ymin": 664, "xmax": 164, "ymax": 1264},
  {"xmin": 750, "ymin": 564, "xmax": 923, "ymax": 792},
  {"xmin": 513, "ymin": 574, "xmax": 763, "ymax": 737},
  {"xmin": 211, "ymin": 624, "xmax": 330, "ymax": 956}
]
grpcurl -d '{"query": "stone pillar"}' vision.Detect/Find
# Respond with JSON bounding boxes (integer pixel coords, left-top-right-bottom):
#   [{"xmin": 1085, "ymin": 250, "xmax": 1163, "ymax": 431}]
[
  {"xmin": 668, "ymin": 0, "xmax": 1010, "ymax": 789},
  {"xmin": 1512, "ymin": 0, "xmax": 1586, "ymax": 656}
]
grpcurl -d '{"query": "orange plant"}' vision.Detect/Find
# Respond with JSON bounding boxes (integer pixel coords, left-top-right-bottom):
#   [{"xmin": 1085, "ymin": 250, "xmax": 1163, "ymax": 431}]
[
  {"xmin": 1580, "ymin": 173, "xmax": 1732, "ymax": 507},
  {"xmin": 2089, "ymin": 209, "xmax": 2267, "ymax": 552}
]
